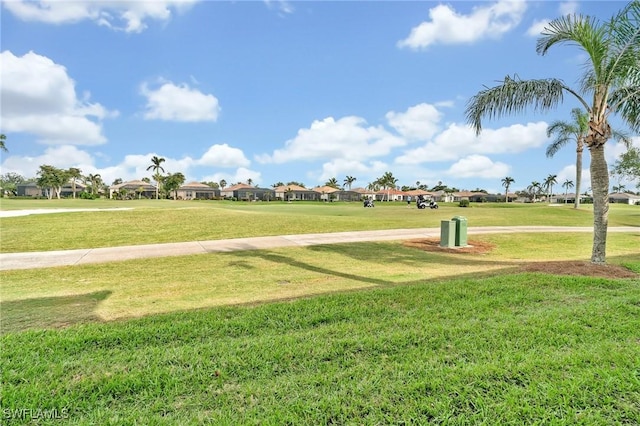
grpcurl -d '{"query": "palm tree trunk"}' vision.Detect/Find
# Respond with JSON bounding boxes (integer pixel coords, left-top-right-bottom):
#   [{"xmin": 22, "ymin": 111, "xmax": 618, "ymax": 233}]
[
  {"xmin": 574, "ymin": 145, "xmax": 583, "ymax": 209},
  {"xmin": 589, "ymin": 145, "xmax": 609, "ymax": 264}
]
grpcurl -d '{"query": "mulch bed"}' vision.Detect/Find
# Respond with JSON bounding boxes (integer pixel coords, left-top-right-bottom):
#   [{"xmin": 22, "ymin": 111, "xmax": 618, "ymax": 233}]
[{"xmin": 403, "ymin": 238, "xmax": 638, "ymax": 279}]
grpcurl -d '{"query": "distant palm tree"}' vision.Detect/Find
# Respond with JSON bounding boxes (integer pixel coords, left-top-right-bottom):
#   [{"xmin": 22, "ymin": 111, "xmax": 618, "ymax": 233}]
[
  {"xmin": 562, "ymin": 179, "xmax": 574, "ymax": 204},
  {"xmin": 527, "ymin": 181, "xmax": 542, "ymax": 202},
  {"xmin": 501, "ymin": 176, "xmax": 514, "ymax": 203},
  {"xmin": 146, "ymin": 156, "xmax": 165, "ymax": 199},
  {"xmin": 343, "ymin": 176, "xmax": 356, "ymax": 190},
  {"xmin": 219, "ymin": 179, "xmax": 227, "ymax": 190},
  {"xmin": 86, "ymin": 173, "xmax": 103, "ymax": 196},
  {"xmin": 543, "ymin": 174, "xmax": 558, "ymax": 203},
  {"xmin": 326, "ymin": 177, "xmax": 339, "ymax": 189},
  {"xmin": 0, "ymin": 134, "xmax": 7, "ymax": 152},
  {"xmin": 547, "ymin": 108, "xmax": 629, "ymax": 209},
  {"xmin": 67, "ymin": 167, "xmax": 82, "ymax": 199},
  {"xmin": 612, "ymin": 184, "xmax": 626, "ymax": 193},
  {"xmin": 247, "ymin": 178, "xmax": 253, "ymax": 186}
]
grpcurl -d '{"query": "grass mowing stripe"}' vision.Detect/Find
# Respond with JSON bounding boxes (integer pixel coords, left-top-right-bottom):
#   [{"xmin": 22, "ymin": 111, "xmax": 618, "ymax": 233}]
[{"xmin": 2, "ymin": 273, "xmax": 639, "ymax": 424}]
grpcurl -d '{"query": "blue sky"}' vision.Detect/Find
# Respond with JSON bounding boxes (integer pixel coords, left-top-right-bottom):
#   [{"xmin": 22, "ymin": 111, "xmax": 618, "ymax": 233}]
[{"xmin": 1, "ymin": 0, "xmax": 637, "ymax": 193}]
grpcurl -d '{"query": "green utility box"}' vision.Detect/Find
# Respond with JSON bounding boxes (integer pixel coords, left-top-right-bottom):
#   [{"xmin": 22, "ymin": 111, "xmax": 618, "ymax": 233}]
[
  {"xmin": 452, "ymin": 216, "xmax": 468, "ymax": 247},
  {"xmin": 440, "ymin": 220, "xmax": 456, "ymax": 248}
]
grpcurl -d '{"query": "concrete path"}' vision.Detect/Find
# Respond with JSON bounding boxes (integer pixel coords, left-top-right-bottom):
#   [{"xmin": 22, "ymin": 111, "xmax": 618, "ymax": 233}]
[{"xmin": 1, "ymin": 226, "xmax": 637, "ymax": 271}]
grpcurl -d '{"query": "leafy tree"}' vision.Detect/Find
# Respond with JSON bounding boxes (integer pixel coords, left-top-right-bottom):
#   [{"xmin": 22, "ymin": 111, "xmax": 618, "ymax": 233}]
[
  {"xmin": 0, "ymin": 133, "xmax": 7, "ymax": 152},
  {"xmin": 0, "ymin": 172, "xmax": 25, "ymax": 197},
  {"xmin": 287, "ymin": 181, "xmax": 305, "ymax": 187},
  {"xmin": 163, "ymin": 172, "xmax": 186, "ymax": 200},
  {"xmin": 465, "ymin": 2, "xmax": 640, "ymax": 264},
  {"xmin": 501, "ymin": 177, "xmax": 515, "ymax": 203},
  {"xmin": 611, "ymin": 146, "xmax": 640, "ymax": 190},
  {"xmin": 112, "ymin": 178, "xmax": 123, "ymax": 186},
  {"xmin": 37, "ymin": 165, "xmax": 69, "ymax": 199},
  {"xmin": 562, "ymin": 179, "xmax": 574, "ymax": 203},
  {"xmin": 146, "ymin": 156, "xmax": 165, "ymax": 199},
  {"xmin": 325, "ymin": 177, "xmax": 340, "ymax": 189},
  {"xmin": 543, "ymin": 174, "xmax": 558, "ymax": 202},
  {"xmin": 272, "ymin": 181, "xmax": 284, "ymax": 188},
  {"xmin": 343, "ymin": 176, "xmax": 356, "ymax": 190}
]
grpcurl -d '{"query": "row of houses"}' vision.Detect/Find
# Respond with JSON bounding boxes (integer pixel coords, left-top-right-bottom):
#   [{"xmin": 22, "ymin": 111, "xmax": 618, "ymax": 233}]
[{"xmin": 15, "ymin": 181, "xmax": 640, "ymax": 205}]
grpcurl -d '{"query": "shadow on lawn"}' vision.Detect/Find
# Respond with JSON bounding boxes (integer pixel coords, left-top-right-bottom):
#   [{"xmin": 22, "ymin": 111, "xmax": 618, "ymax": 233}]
[{"xmin": 0, "ymin": 290, "xmax": 112, "ymax": 335}]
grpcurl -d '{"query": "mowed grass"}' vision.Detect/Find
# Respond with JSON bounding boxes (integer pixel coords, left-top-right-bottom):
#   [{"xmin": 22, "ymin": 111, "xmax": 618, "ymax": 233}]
[
  {"xmin": 1, "ymin": 200, "xmax": 639, "ymax": 424},
  {"xmin": 2, "ymin": 273, "xmax": 639, "ymax": 424},
  {"xmin": 2, "ymin": 198, "xmax": 639, "ymax": 252}
]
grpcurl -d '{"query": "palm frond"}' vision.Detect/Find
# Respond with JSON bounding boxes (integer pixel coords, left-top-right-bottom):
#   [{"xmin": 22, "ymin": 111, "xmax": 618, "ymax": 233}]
[{"xmin": 465, "ymin": 76, "xmax": 578, "ymax": 134}]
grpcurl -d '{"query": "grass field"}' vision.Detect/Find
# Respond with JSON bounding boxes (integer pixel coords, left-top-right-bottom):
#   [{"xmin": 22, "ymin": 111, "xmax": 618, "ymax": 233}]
[
  {"xmin": 1, "ymin": 199, "xmax": 639, "ymax": 424},
  {"xmin": 1, "ymin": 198, "xmax": 639, "ymax": 252}
]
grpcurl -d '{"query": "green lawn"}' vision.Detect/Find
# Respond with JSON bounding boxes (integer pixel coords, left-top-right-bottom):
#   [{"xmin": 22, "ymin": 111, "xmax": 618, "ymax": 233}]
[
  {"xmin": 2, "ymin": 273, "xmax": 639, "ymax": 424},
  {"xmin": 1, "ymin": 198, "xmax": 638, "ymax": 252},
  {"xmin": 1, "ymin": 200, "xmax": 639, "ymax": 424}
]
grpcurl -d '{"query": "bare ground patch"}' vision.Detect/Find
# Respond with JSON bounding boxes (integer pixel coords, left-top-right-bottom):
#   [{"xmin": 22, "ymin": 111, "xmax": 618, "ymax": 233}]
[{"xmin": 403, "ymin": 238, "xmax": 638, "ymax": 279}]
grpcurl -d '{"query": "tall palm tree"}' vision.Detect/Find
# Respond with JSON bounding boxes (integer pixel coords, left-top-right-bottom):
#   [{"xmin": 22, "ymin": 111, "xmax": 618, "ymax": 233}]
[
  {"xmin": 247, "ymin": 178, "xmax": 253, "ymax": 186},
  {"xmin": 465, "ymin": 2, "xmax": 640, "ymax": 264},
  {"xmin": 546, "ymin": 108, "xmax": 588, "ymax": 209},
  {"xmin": 543, "ymin": 174, "xmax": 558, "ymax": 203},
  {"xmin": 377, "ymin": 172, "xmax": 397, "ymax": 201},
  {"xmin": 146, "ymin": 156, "xmax": 165, "ymax": 199},
  {"xmin": 343, "ymin": 176, "xmax": 356, "ymax": 190},
  {"xmin": 501, "ymin": 176, "xmax": 515, "ymax": 203},
  {"xmin": 219, "ymin": 179, "xmax": 227, "ymax": 190},
  {"xmin": 562, "ymin": 179, "xmax": 574, "ymax": 203},
  {"xmin": 0, "ymin": 134, "xmax": 7, "ymax": 152},
  {"xmin": 86, "ymin": 173, "xmax": 103, "ymax": 196},
  {"xmin": 547, "ymin": 108, "xmax": 629, "ymax": 209},
  {"xmin": 67, "ymin": 167, "xmax": 82, "ymax": 199}
]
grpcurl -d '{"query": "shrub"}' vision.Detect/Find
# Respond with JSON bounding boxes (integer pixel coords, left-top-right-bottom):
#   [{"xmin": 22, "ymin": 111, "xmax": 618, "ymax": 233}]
[{"xmin": 459, "ymin": 199, "xmax": 470, "ymax": 207}]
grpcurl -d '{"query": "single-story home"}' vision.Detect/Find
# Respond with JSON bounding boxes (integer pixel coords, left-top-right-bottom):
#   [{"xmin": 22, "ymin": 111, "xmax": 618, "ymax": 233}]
[
  {"xmin": 109, "ymin": 180, "xmax": 156, "ymax": 199},
  {"xmin": 176, "ymin": 182, "xmax": 220, "ymax": 200},
  {"xmin": 274, "ymin": 184, "xmax": 320, "ymax": 201},
  {"xmin": 609, "ymin": 192, "xmax": 640, "ymax": 205}
]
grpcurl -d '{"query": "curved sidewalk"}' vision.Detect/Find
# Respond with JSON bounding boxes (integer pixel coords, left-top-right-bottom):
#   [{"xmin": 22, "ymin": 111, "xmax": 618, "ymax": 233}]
[{"xmin": 0, "ymin": 226, "xmax": 637, "ymax": 271}]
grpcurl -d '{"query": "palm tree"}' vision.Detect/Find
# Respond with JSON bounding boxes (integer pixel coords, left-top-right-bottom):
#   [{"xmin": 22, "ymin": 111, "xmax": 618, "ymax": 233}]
[
  {"xmin": 343, "ymin": 176, "xmax": 356, "ymax": 190},
  {"xmin": 146, "ymin": 156, "xmax": 165, "ymax": 199},
  {"xmin": 219, "ymin": 179, "xmax": 227, "ymax": 190},
  {"xmin": 86, "ymin": 173, "xmax": 103, "ymax": 196},
  {"xmin": 247, "ymin": 178, "xmax": 253, "ymax": 186},
  {"xmin": 325, "ymin": 177, "xmax": 339, "ymax": 189},
  {"xmin": 562, "ymin": 179, "xmax": 574, "ymax": 203},
  {"xmin": 465, "ymin": 2, "xmax": 640, "ymax": 264},
  {"xmin": 377, "ymin": 172, "xmax": 398, "ymax": 201},
  {"xmin": 501, "ymin": 176, "xmax": 515, "ymax": 203},
  {"xmin": 543, "ymin": 174, "xmax": 558, "ymax": 203},
  {"xmin": 67, "ymin": 167, "xmax": 82, "ymax": 199},
  {"xmin": 547, "ymin": 108, "xmax": 629, "ymax": 209},
  {"xmin": 612, "ymin": 184, "xmax": 626, "ymax": 193},
  {"xmin": 0, "ymin": 134, "xmax": 7, "ymax": 152},
  {"xmin": 527, "ymin": 181, "xmax": 542, "ymax": 202}
]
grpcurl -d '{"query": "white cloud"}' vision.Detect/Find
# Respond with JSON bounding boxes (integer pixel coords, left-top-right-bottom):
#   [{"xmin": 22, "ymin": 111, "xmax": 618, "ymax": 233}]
[
  {"xmin": 395, "ymin": 121, "xmax": 549, "ymax": 164},
  {"xmin": 197, "ymin": 144, "xmax": 251, "ymax": 168},
  {"xmin": 385, "ymin": 103, "xmax": 442, "ymax": 141},
  {"xmin": 256, "ymin": 116, "xmax": 405, "ymax": 164},
  {"xmin": 559, "ymin": 1, "xmax": 579, "ymax": 16},
  {"xmin": 264, "ymin": 0, "xmax": 293, "ymax": 15},
  {"xmin": 141, "ymin": 81, "xmax": 221, "ymax": 122},
  {"xmin": 0, "ymin": 145, "xmax": 97, "ymax": 180},
  {"xmin": 2, "ymin": 0, "xmax": 198, "ymax": 33},
  {"xmin": 398, "ymin": 0, "xmax": 527, "ymax": 49},
  {"xmin": 446, "ymin": 155, "xmax": 510, "ymax": 179},
  {"xmin": 0, "ymin": 50, "xmax": 116, "ymax": 145},
  {"xmin": 317, "ymin": 159, "xmax": 380, "ymax": 182},
  {"xmin": 201, "ymin": 168, "xmax": 262, "ymax": 187}
]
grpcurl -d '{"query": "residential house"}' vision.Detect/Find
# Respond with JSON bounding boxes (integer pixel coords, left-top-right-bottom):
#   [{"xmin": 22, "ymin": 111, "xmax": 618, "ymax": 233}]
[
  {"xmin": 609, "ymin": 192, "xmax": 640, "ymax": 205},
  {"xmin": 176, "ymin": 182, "xmax": 220, "ymax": 200},
  {"xmin": 352, "ymin": 187, "xmax": 376, "ymax": 200},
  {"xmin": 274, "ymin": 184, "xmax": 320, "ymax": 201},
  {"xmin": 16, "ymin": 182, "xmax": 44, "ymax": 197},
  {"xmin": 222, "ymin": 183, "xmax": 275, "ymax": 200},
  {"xmin": 375, "ymin": 188, "xmax": 407, "ymax": 202},
  {"xmin": 109, "ymin": 180, "xmax": 156, "ymax": 199}
]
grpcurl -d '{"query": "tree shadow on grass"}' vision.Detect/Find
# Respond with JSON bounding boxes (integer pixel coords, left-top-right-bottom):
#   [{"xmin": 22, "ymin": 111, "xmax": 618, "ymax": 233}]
[{"xmin": 1, "ymin": 290, "xmax": 112, "ymax": 335}]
